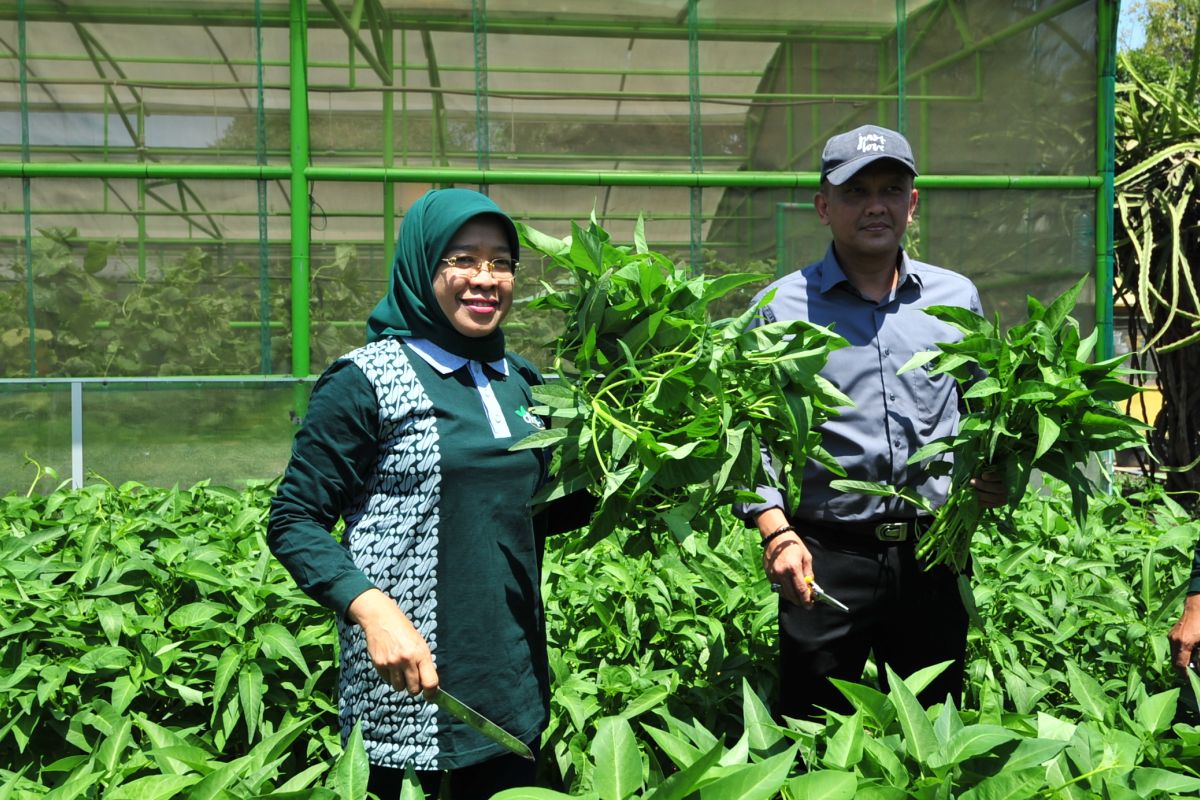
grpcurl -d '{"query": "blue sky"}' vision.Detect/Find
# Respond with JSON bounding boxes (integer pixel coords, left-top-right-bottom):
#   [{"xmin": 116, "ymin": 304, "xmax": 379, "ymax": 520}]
[{"xmin": 1118, "ymin": 2, "xmax": 1147, "ymax": 51}]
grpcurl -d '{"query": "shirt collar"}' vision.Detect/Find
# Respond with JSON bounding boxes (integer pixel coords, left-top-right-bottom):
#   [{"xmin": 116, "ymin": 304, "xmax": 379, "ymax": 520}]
[
  {"xmin": 406, "ymin": 337, "xmax": 509, "ymax": 377},
  {"xmin": 817, "ymin": 244, "xmax": 923, "ymax": 296}
]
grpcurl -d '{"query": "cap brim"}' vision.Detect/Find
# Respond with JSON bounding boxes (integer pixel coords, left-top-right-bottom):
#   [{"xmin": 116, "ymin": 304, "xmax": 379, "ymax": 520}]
[{"xmin": 823, "ymin": 154, "xmax": 918, "ymax": 186}]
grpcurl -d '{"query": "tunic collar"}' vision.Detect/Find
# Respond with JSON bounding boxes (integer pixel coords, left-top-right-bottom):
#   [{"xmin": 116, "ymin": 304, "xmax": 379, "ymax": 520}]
[{"xmin": 406, "ymin": 337, "xmax": 509, "ymax": 377}]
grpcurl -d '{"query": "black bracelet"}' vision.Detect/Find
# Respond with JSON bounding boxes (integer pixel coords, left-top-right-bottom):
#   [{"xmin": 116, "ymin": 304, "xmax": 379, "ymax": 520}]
[{"xmin": 760, "ymin": 524, "xmax": 796, "ymax": 549}]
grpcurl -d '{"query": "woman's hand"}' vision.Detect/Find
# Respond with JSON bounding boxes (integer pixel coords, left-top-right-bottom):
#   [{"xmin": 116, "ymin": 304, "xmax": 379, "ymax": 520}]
[{"xmin": 347, "ymin": 588, "xmax": 440, "ymax": 697}]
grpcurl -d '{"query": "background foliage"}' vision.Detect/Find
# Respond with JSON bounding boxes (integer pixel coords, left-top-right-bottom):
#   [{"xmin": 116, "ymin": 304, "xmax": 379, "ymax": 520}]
[
  {"xmin": 2, "ymin": 475, "xmax": 1198, "ymax": 799},
  {"xmin": 1113, "ymin": 1, "xmax": 1200, "ymax": 499}
]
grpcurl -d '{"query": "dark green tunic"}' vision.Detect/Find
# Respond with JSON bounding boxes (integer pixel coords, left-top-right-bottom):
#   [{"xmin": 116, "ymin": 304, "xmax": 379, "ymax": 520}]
[{"xmin": 268, "ymin": 336, "xmax": 550, "ymax": 770}]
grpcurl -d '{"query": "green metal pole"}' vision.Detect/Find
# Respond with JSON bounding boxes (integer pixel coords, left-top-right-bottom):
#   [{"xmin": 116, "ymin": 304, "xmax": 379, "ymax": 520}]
[
  {"xmin": 18, "ymin": 0, "xmax": 35, "ymax": 377},
  {"xmin": 472, "ymin": 0, "xmax": 490, "ymax": 182},
  {"xmin": 137, "ymin": 102, "xmax": 147, "ymax": 278},
  {"xmin": 255, "ymin": 0, "xmax": 272, "ymax": 374},
  {"xmin": 688, "ymin": 0, "xmax": 702, "ymax": 272},
  {"xmin": 1097, "ymin": 0, "xmax": 1116, "ymax": 363},
  {"xmin": 383, "ymin": 23, "xmax": 395, "ymax": 260},
  {"xmin": 1097, "ymin": 0, "xmax": 1118, "ymax": 493},
  {"xmin": 895, "ymin": 0, "xmax": 907, "ymax": 133},
  {"xmin": 289, "ymin": 0, "xmax": 312, "ymax": 396}
]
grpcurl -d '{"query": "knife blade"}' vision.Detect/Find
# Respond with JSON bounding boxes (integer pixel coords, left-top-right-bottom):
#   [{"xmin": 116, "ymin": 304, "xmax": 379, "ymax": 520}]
[{"xmin": 428, "ymin": 688, "xmax": 535, "ymax": 761}]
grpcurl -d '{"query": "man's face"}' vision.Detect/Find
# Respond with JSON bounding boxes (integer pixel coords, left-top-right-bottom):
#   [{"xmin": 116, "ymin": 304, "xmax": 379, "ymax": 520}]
[{"xmin": 815, "ymin": 161, "xmax": 918, "ymax": 263}]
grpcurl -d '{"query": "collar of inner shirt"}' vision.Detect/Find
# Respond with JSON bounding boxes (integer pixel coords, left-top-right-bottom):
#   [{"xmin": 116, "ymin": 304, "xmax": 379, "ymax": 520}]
[
  {"xmin": 820, "ymin": 246, "xmax": 924, "ymax": 298},
  {"xmin": 405, "ymin": 338, "xmax": 508, "ymax": 377}
]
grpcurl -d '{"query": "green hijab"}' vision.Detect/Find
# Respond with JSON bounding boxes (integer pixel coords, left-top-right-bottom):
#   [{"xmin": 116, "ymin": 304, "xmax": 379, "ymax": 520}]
[{"xmin": 366, "ymin": 188, "xmax": 520, "ymax": 362}]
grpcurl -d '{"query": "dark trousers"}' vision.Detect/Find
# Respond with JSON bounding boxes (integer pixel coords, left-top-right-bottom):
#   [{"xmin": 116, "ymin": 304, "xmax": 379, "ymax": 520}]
[
  {"xmin": 777, "ymin": 531, "xmax": 969, "ymax": 721},
  {"xmin": 366, "ymin": 749, "xmax": 539, "ymax": 800}
]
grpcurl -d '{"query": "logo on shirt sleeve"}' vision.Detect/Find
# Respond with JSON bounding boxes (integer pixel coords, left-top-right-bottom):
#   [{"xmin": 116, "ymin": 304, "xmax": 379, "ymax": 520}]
[{"xmin": 514, "ymin": 405, "xmax": 546, "ymax": 430}]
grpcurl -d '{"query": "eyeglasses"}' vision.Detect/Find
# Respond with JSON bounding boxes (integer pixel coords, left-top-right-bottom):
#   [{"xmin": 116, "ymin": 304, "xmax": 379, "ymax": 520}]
[{"xmin": 439, "ymin": 255, "xmax": 518, "ymax": 283}]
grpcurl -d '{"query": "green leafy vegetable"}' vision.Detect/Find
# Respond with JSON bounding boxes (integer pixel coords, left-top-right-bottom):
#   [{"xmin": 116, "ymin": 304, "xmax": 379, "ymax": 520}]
[
  {"xmin": 512, "ymin": 216, "xmax": 851, "ymax": 544},
  {"xmin": 842, "ymin": 276, "xmax": 1150, "ymax": 572}
]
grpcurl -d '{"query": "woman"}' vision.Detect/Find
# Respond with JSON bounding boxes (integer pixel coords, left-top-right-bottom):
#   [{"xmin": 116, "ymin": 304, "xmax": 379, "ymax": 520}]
[{"xmin": 268, "ymin": 188, "xmax": 585, "ymax": 799}]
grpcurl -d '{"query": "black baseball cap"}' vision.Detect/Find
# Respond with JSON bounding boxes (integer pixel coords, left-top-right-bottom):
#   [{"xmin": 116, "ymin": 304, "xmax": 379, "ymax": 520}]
[{"xmin": 820, "ymin": 124, "xmax": 918, "ymax": 185}]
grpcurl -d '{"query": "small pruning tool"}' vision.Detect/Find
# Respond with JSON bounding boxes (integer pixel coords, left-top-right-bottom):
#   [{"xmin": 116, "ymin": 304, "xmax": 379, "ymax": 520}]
[
  {"xmin": 770, "ymin": 576, "xmax": 851, "ymax": 612},
  {"xmin": 806, "ymin": 577, "xmax": 850, "ymax": 612}
]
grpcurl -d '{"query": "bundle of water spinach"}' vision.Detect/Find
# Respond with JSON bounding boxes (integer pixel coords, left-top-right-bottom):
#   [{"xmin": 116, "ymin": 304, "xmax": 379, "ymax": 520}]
[
  {"xmin": 511, "ymin": 217, "xmax": 851, "ymax": 545},
  {"xmin": 837, "ymin": 275, "xmax": 1148, "ymax": 573}
]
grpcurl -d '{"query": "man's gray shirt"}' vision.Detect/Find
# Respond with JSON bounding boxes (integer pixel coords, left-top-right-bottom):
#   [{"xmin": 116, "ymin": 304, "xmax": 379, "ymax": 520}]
[{"xmin": 739, "ymin": 244, "xmax": 983, "ymax": 525}]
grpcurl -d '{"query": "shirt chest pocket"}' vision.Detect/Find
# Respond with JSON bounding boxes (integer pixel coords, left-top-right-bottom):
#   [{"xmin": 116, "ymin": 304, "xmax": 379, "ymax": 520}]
[{"xmin": 904, "ymin": 361, "xmax": 958, "ymax": 424}]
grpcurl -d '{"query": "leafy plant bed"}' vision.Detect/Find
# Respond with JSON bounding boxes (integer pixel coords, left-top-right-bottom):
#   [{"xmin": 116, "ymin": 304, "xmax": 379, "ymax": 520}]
[{"xmin": 1, "ymin": 477, "xmax": 1198, "ymax": 798}]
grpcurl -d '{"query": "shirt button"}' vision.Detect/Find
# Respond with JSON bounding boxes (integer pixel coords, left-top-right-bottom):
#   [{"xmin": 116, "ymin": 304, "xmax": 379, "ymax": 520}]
[
  {"xmin": 883, "ymin": 348, "xmax": 891, "ymax": 356},
  {"xmin": 888, "ymin": 393, "xmax": 896, "ymax": 402}
]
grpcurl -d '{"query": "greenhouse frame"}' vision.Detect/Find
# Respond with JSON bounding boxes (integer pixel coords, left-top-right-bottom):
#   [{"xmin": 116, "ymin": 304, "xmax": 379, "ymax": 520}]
[{"xmin": 1, "ymin": 0, "xmax": 1120, "ymax": 493}]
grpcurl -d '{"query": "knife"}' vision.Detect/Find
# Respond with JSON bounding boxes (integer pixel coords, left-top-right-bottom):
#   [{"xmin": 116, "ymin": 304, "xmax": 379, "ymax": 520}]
[{"xmin": 428, "ymin": 688, "xmax": 535, "ymax": 761}]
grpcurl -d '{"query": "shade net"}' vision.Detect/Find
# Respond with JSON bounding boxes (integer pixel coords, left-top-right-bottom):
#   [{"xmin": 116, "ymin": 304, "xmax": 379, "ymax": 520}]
[{"xmin": 0, "ymin": 0, "xmax": 1105, "ymax": 489}]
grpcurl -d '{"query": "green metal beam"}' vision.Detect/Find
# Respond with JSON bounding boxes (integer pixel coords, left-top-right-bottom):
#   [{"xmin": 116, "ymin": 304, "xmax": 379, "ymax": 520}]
[
  {"xmin": 316, "ymin": 0, "xmax": 393, "ymax": 84},
  {"xmin": 904, "ymin": 0, "xmax": 1088, "ymax": 84},
  {"xmin": 0, "ymin": 4, "xmax": 896, "ymax": 43},
  {"xmin": 0, "ymin": 161, "xmax": 1103, "ymax": 189}
]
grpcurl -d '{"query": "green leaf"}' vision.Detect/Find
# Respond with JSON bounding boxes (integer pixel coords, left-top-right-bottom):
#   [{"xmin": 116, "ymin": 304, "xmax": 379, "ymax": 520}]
[
  {"xmin": 1002, "ymin": 738, "xmax": 1069, "ymax": 770},
  {"xmin": 829, "ymin": 479, "xmax": 900, "ymax": 499},
  {"xmin": 633, "ymin": 215, "xmax": 648, "ymax": 254},
  {"xmin": 591, "ymin": 716, "xmax": 643, "ymax": 800},
  {"xmin": 640, "ymin": 741, "xmax": 722, "ymax": 800},
  {"xmin": 1133, "ymin": 688, "xmax": 1178, "ymax": 736},
  {"xmin": 256, "ymin": 622, "xmax": 311, "ymax": 676},
  {"xmin": 1041, "ymin": 275, "xmax": 1088, "ymax": 331},
  {"xmin": 1033, "ymin": 413, "xmax": 1061, "ymax": 461},
  {"xmin": 822, "ymin": 710, "xmax": 864, "ymax": 770},
  {"xmin": 923, "ymin": 304, "xmax": 992, "ymax": 335},
  {"xmin": 897, "ymin": 350, "xmax": 940, "ymax": 375},
  {"xmin": 694, "ymin": 745, "xmax": 797, "ymax": 800},
  {"xmin": 740, "ymin": 678, "xmax": 781, "ymax": 752},
  {"xmin": 1131, "ymin": 767, "xmax": 1200, "ymax": 795},
  {"xmin": 932, "ymin": 725, "xmax": 1021, "ymax": 768},
  {"xmin": 330, "ymin": 723, "xmax": 370, "ymax": 800},
  {"xmin": 885, "ymin": 664, "xmax": 938, "ymax": 763},
  {"xmin": 957, "ymin": 768, "xmax": 1047, "ymax": 800},
  {"xmin": 490, "ymin": 790, "xmax": 580, "ymax": 800},
  {"xmin": 828, "ymin": 680, "xmax": 894, "ymax": 729},
  {"xmin": 962, "ymin": 377, "xmax": 1002, "ymax": 400},
  {"xmin": 1064, "ymin": 661, "xmax": 1110, "ymax": 723},
  {"xmin": 101, "ymin": 774, "xmax": 202, "ymax": 800},
  {"xmin": 239, "ymin": 660, "xmax": 265, "ymax": 742},
  {"xmin": 168, "ymin": 601, "xmax": 225, "ymax": 628},
  {"xmin": 784, "ymin": 770, "xmax": 858, "ymax": 800}
]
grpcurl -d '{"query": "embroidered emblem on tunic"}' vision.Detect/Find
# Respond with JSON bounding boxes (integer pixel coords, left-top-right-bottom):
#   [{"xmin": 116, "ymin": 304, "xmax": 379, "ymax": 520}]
[{"xmin": 514, "ymin": 405, "xmax": 545, "ymax": 430}]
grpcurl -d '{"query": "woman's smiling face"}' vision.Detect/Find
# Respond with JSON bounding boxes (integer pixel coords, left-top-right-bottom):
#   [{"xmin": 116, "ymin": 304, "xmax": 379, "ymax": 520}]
[{"xmin": 432, "ymin": 215, "xmax": 514, "ymax": 338}]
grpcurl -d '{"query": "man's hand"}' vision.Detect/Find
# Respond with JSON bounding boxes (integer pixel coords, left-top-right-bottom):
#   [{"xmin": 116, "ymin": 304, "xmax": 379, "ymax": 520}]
[
  {"xmin": 757, "ymin": 508, "xmax": 814, "ymax": 607},
  {"xmin": 970, "ymin": 469, "xmax": 1007, "ymax": 510},
  {"xmin": 1169, "ymin": 593, "xmax": 1200, "ymax": 672},
  {"xmin": 347, "ymin": 588, "xmax": 440, "ymax": 697}
]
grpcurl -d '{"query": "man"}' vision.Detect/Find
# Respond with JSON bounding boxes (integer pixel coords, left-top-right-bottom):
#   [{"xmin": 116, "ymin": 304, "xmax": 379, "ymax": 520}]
[
  {"xmin": 1168, "ymin": 556, "xmax": 1200, "ymax": 672},
  {"xmin": 737, "ymin": 124, "xmax": 1003, "ymax": 719}
]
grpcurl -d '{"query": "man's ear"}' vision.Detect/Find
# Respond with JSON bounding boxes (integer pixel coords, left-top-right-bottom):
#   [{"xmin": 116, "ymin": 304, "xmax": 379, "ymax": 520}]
[
  {"xmin": 814, "ymin": 190, "xmax": 831, "ymax": 226},
  {"xmin": 907, "ymin": 187, "xmax": 919, "ymax": 224}
]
